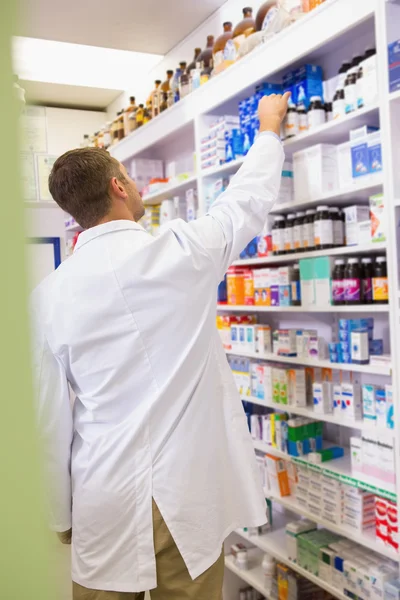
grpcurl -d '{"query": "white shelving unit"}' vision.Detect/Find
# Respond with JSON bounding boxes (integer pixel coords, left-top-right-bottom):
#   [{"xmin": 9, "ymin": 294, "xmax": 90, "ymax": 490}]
[{"xmin": 108, "ymin": 0, "xmax": 400, "ymax": 593}]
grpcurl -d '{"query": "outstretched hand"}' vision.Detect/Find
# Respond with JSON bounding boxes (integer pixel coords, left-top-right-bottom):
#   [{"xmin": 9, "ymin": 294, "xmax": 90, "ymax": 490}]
[{"xmin": 258, "ymin": 91, "xmax": 291, "ymax": 136}]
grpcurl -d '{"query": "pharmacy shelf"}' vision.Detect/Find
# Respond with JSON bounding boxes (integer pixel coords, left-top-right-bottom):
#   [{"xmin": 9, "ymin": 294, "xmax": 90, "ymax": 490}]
[
  {"xmin": 142, "ymin": 174, "xmax": 197, "ymax": 206},
  {"xmin": 269, "ymin": 493, "xmax": 399, "ymax": 561},
  {"xmin": 224, "ymin": 555, "xmax": 274, "ymax": 599},
  {"xmin": 270, "ymin": 176, "xmax": 384, "ymax": 215},
  {"xmin": 217, "ymin": 304, "xmax": 389, "ymax": 313},
  {"xmin": 201, "ymin": 158, "xmax": 244, "ymax": 179},
  {"xmin": 227, "ymin": 349, "xmax": 392, "ymax": 376},
  {"xmin": 236, "ymin": 527, "xmax": 348, "ymax": 600},
  {"xmin": 253, "ymin": 441, "xmax": 397, "ymax": 502},
  {"xmin": 109, "ymin": 0, "xmax": 375, "ymax": 162},
  {"xmin": 243, "ymin": 395, "xmax": 393, "ymax": 436},
  {"xmin": 389, "ymin": 89, "xmax": 400, "ymax": 103},
  {"xmin": 232, "ymin": 242, "xmax": 387, "ymax": 267},
  {"xmin": 200, "ymin": 105, "xmax": 379, "ymax": 181}
]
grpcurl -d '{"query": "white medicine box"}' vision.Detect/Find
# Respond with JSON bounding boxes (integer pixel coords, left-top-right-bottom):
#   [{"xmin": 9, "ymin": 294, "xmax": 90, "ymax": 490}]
[{"xmin": 293, "ymin": 144, "xmax": 338, "ymax": 202}]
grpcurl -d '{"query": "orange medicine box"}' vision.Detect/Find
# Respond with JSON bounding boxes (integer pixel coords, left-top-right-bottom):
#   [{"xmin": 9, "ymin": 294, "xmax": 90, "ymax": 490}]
[
  {"xmin": 226, "ymin": 267, "xmax": 246, "ymax": 305},
  {"xmin": 265, "ymin": 454, "xmax": 291, "ymax": 497},
  {"xmin": 244, "ymin": 269, "xmax": 255, "ymax": 305}
]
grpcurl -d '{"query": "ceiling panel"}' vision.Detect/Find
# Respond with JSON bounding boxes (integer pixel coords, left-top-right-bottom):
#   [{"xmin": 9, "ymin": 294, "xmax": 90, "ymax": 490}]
[
  {"xmin": 17, "ymin": 0, "xmax": 227, "ymax": 55},
  {"xmin": 22, "ymin": 80, "xmax": 120, "ymax": 111}
]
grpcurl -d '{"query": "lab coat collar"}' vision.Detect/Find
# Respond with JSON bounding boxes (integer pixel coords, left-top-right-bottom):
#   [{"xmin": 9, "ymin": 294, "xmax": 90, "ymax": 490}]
[{"xmin": 75, "ymin": 220, "xmax": 146, "ymax": 251}]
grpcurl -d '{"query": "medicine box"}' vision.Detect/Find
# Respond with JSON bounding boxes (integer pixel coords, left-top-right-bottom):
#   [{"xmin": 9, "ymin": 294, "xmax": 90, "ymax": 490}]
[
  {"xmin": 368, "ymin": 131, "xmax": 382, "ymax": 175},
  {"xmin": 314, "ymin": 257, "xmax": 333, "ymax": 307},
  {"xmin": 299, "ymin": 258, "xmax": 315, "ymax": 306},
  {"xmin": 265, "ymin": 454, "xmax": 290, "ymax": 497},
  {"xmin": 370, "ymin": 193, "xmax": 387, "ymax": 243},
  {"xmin": 255, "ymin": 325, "xmax": 272, "ymax": 354},
  {"xmin": 293, "ymin": 144, "xmax": 338, "ymax": 202},
  {"xmin": 389, "ymin": 39, "xmax": 400, "ymax": 93},
  {"xmin": 286, "ymin": 520, "xmax": 317, "ymax": 563},
  {"xmin": 362, "ymin": 384, "xmax": 377, "ymax": 424},
  {"xmin": 343, "ymin": 205, "xmax": 371, "ymax": 246},
  {"xmin": 288, "ymin": 368, "xmax": 307, "ymax": 407}
]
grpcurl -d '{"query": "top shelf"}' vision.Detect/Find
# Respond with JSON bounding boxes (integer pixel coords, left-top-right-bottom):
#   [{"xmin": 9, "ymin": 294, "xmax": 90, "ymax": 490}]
[{"xmin": 110, "ymin": 0, "xmax": 375, "ymax": 163}]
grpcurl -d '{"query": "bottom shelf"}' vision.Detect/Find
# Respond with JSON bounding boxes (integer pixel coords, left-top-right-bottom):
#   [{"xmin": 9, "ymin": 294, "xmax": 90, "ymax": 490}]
[{"xmin": 231, "ymin": 520, "xmax": 349, "ymax": 600}]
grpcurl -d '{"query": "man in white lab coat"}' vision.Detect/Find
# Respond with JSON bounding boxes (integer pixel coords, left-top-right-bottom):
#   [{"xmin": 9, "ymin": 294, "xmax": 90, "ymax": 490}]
[{"xmin": 31, "ymin": 93, "xmax": 289, "ymax": 599}]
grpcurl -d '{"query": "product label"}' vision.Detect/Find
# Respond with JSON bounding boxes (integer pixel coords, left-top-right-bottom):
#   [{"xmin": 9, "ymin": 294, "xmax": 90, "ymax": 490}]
[
  {"xmin": 344, "ymin": 278, "xmax": 361, "ymax": 302},
  {"xmin": 332, "ymin": 280, "xmax": 345, "ymax": 303},
  {"xmin": 314, "ymin": 219, "xmax": 333, "ymax": 246},
  {"xmin": 333, "ymin": 98, "xmax": 345, "ymax": 120},
  {"xmin": 262, "ymin": 7, "xmax": 279, "ymax": 31},
  {"xmin": 291, "ymin": 280, "xmax": 301, "ymax": 303},
  {"xmin": 345, "ymin": 84, "xmax": 357, "ymax": 114},
  {"xmin": 362, "ymin": 277, "xmax": 373, "ymax": 302},
  {"xmin": 308, "ymin": 108, "xmax": 325, "ymax": 129},
  {"xmin": 373, "ymin": 277, "xmax": 389, "ymax": 301},
  {"xmin": 293, "ymin": 225, "xmax": 303, "ymax": 250},
  {"xmin": 272, "ymin": 229, "xmax": 285, "ymax": 253},
  {"xmin": 284, "ymin": 112, "xmax": 299, "ymax": 138},
  {"xmin": 333, "ymin": 221, "xmax": 344, "ymax": 246},
  {"xmin": 284, "ymin": 227, "xmax": 294, "ymax": 252},
  {"xmin": 213, "ymin": 50, "xmax": 224, "ymax": 67},
  {"xmin": 298, "ymin": 113, "xmax": 308, "ymax": 132},
  {"xmin": 302, "ymin": 223, "xmax": 314, "ymax": 249}
]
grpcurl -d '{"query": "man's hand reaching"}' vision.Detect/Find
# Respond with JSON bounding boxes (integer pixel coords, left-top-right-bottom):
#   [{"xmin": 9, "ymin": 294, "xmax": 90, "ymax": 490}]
[{"xmin": 258, "ymin": 91, "xmax": 291, "ymax": 137}]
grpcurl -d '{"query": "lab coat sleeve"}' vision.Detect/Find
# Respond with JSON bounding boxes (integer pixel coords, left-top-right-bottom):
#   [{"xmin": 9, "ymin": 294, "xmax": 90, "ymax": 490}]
[
  {"xmin": 188, "ymin": 132, "xmax": 284, "ymax": 280},
  {"xmin": 31, "ymin": 307, "xmax": 73, "ymax": 533}
]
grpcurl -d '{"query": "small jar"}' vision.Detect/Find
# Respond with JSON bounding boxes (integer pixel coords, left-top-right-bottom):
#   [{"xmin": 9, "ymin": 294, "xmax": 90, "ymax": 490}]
[
  {"xmin": 314, "ymin": 205, "xmax": 333, "ymax": 249},
  {"xmin": 308, "ymin": 96, "xmax": 325, "ymax": 129},
  {"xmin": 272, "ymin": 215, "xmax": 285, "ymax": 255}
]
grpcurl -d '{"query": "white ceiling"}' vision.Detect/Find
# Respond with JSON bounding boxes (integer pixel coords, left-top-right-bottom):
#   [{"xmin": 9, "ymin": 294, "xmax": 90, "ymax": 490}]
[
  {"xmin": 17, "ymin": 0, "xmax": 227, "ymax": 55},
  {"xmin": 21, "ymin": 80, "xmax": 120, "ymax": 111}
]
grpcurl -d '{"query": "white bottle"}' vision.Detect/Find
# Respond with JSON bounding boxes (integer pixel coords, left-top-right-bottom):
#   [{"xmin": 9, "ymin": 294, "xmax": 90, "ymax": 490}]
[
  {"xmin": 236, "ymin": 549, "xmax": 249, "ymax": 570},
  {"xmin": 262, "ymin": 553, "xmax": 276, "ymax": 594}
]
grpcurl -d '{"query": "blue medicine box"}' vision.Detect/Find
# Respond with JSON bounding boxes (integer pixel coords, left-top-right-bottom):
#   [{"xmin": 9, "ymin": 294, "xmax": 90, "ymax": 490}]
[
  {"xmin": 388, "ymin": 39, "xmax": 400, "ymax": 93},
  {"xmin": 351, "ymin": 140, "xmax": 369, "ymax": 178}
]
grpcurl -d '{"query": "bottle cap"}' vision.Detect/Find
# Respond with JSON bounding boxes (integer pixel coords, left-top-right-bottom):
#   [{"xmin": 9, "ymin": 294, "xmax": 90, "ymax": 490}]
[
  {"xmin": 296, "ymin": 211, "xmax": 305, "ymax": 217},
  {"xmin": 335, "ymin": 259, "xmax": 345, "ymax": 265},
  {"xmin": 316, "ymin": 205, "xmax": 329, "ymax": 211},
  {"xmin": 306, "ymin": 209, "xmax": 316, "ymax": 215},
  {"xmin": 362, "ymin": 258, "xmax": 372, "ymax": 263},
  {"xmin": 155, "ymin": 80, "xmax": 162, "ymax": 84},
  {"xmin": 167, "ymin": 70, "xmax": 174, "ymax": 75},
  {"xmin": 329, "ymin": 207, "xmax": 339, "ymax": 213},
  {"xmin": 129, "ymin": 96, "xmax": 135, "ymax": 102},
  {"xmin": 310, "ymin": 95, "xmax": 322, "ymax": 102},
  {"xmin": 274, "ymin": 216, "xmax": 285, "ymax": 222},
  {"xmin": 348, "ymin": 258, "xmax": 359, "ymax": 264},
  {"xmin": 287, "ymin": 213, "xmax": 296, "ymax": 219},
  {"xmin": 376, "ymin": 257, "xmax": 386, "ymax": 263}
]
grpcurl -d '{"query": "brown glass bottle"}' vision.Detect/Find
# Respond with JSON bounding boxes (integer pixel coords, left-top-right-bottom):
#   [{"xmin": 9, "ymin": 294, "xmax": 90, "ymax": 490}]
[
  {"xmin": 200, "ymin": 58, "xmax": 213, "ymax": 85},
  {"xmin": 255, "ymin": 1, "xmax": 278, "ymax": 31},
  {"xmin": 198, "ymin": 35, "xmax": 215, "ymax": 69},
  {"xmin": 233, "ymin": 7, "xmax": 256, "ymax": 39},
  {"xmin": 161, "ymin": 70, "xmax": 174, "ymax": 93},
  {"xmin": 187, "ymin": 48, "xmax": 202, "ymax": 74},
  {"xmin": 213, "ymin": 23, "xmax": 233, "ymax": 68},
  {"xmin": 136, "ymin": 104, "xmax": 144, "ymax": 128}
]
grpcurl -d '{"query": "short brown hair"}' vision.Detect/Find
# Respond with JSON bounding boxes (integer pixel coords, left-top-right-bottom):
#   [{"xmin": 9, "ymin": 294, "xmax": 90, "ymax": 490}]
[{"xmin": 48, "ymin": 147, "xmax": 126, "ymax": 229}]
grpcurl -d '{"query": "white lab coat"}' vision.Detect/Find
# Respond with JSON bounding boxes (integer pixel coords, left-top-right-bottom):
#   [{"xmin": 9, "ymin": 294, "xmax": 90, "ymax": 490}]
[{"xmin": 30, "ymin": 132, "xmax": 284, "ymax": 592}]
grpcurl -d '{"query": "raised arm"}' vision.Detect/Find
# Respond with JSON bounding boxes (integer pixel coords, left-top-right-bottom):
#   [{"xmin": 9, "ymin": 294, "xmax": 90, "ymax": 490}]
[{"xmin": 188, "ymin": 93, "xmax": 289, "ymax": 280}]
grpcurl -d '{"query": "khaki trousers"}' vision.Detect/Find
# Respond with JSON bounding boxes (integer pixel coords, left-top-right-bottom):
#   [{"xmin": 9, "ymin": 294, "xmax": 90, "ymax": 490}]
[{"xmin": 73, "ymin": 500, "xmax": 224, "ymax": 600}]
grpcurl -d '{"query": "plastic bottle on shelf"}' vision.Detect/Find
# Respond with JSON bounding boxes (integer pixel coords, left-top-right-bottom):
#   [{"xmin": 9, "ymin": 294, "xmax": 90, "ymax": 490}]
[
  {"xmin": 308, "ymin": 96, "xmax": 325, "ymax": 129},
  {"xmin": 330, "ymin": 207, "xmax": 344, "ymax": 247},
  {"xmin": 361, "ymin": 257, "xmax": 374, "ymax": 304},
  {"xmin": 291, "ymin": 264, "xmax": 301, "ymax": 306},
  {"xmin": 262, "ymin": 553, "xmax": 276, "ymax": 595},
  {"xmin": 332, "ymin": 259, "xmax": 345, "ymax": 306},
  {"xmin": 344, "ymin": 258, "xmax": 361, "ymax": 304},
  {"xmin": 272, "ymin": 215, "xmax": 286, "ymax": 255},
  {"xmin": 236, "ymin": 549, "xmax": 249, "ymax": 570},
  {"xmin": 191, "ymin": 62, "xmax": 202, "ymax": 91},
  {"xmin": 373, "ymin": 257, "xmax": 389, "ymax": 304},
  {"xmin": 357, "ymin": 48, "xmax": 376, "ymax": 109},
  {"xmin": 284, "ymin": 98, "xmax": 299, "ymax": 139},
  {"xmin": 296, "ymin": 93, "xmax": 308, "ymax": 133},
  {"xmin": 293, "ymin": 211, "xmax": 305, "ymax": 252},
  {"xmin": 314, "ymin": 205, "xmax": 333, "ymax": 249},
  {"xmin": 344, "ymin": 55, "xmax": 363, "ymax": 114},
  {"xmin": 213, "ymin": 23, "xmax": 233, "ymax": 68},
  {"xmin": 284, "ymin": 213, "xmax": 295, "ymax": 253},
  {"xmin": 302, "ymin": 209, "xmax": 315, "ymax": 251}
]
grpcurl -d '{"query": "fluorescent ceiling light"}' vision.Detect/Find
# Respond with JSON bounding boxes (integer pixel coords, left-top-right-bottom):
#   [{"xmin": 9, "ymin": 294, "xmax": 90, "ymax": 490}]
[{"xmin": 13, "ymin": 37, "xmax": 163, "ymax": 90}]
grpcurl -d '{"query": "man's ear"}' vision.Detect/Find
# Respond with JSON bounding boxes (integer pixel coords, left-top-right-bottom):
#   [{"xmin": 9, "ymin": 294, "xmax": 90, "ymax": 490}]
[{"xmin": 110, "ymin": 177, "xmax": 128, "ymax": 199}]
